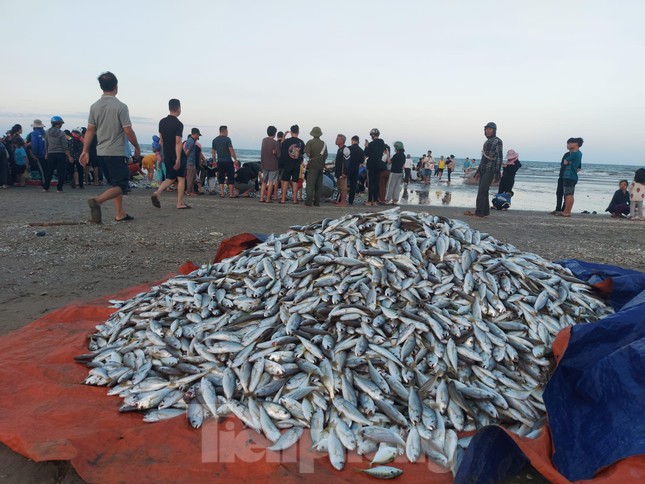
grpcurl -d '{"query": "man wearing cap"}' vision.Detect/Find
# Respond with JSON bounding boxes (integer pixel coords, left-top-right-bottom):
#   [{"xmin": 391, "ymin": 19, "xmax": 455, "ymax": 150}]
[
  {"xmin": 465, "ymin": 122, "xmax": 503, "ymax": 218},
  {"xmin": 81, "ymin": 71, "xmax": 141, "ymax": 222},
  {"xmin": 304, "ymin": 127, "xmax": 328, "ymax": 207},
  {"xmin": 184, "ymin": 128, "xmax": 203, "ymax": 196},
  {"xmin": 26, "ymin": 119, "xmax": 47, "ymax": 178}
]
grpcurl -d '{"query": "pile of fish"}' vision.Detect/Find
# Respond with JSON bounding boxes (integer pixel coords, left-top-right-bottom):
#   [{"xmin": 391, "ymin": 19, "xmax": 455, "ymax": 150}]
[{"xmin": 78, "ymin": 208, "xmax": 612, "ymax": 474}]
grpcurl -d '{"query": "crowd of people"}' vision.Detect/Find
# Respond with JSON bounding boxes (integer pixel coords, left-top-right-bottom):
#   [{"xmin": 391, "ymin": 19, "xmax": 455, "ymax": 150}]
[{"xmin": 2, "ymin": 71, "xmax": 643, "ymax": 224}]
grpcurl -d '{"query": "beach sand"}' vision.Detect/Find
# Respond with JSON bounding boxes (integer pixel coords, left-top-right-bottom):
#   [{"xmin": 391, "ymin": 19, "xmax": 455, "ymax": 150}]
[{"xmin": 0, "ymin": 185, "xmax": 642, "ymax": 482}]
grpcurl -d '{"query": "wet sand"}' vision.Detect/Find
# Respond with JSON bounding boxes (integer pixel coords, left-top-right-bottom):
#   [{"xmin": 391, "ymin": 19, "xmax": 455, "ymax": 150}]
[{"xmin": 0, "ymin": 185, "xmax": 642, "ymax": 482}]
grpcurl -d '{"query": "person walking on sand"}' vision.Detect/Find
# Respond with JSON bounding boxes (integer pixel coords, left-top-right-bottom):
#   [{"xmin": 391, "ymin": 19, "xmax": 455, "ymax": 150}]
[
  {"xmin": 151, "ymin": 99, "xmax": 189, "ymax": 210},
  {"xmin": 364, "ymin": 128, "xmax": 385, "ymax": 206},
  {"xmin": 279, "ymin": 125, "xmax": 305, "ymax": 204},
  {"xmin": 334, "ymin": 134, "xmax": 351, "ymax": 206},
  {"xmin": 80, "ymin": 71, "xmax": 141, "ymax": 223},
  {"xmin": 558, "ymin": 137, "xmax": 583, "ymax": 217},
  {"xmin": 184, "ymin": 128, "xmax": 202, "ymax": 196},
  {"xmin": 259, "ymin": 126, "xmax": 280, "ymax": 203},
  {"xmin": 304, "ymin": 126, "xmax": 328, "ymax": 207},
  {"xmin": 464, "ymin": 122, "xmax": 503, "ymax": 218},
  {"xmin": 212, "ymin": 125, "xmax": 240, "ymax": 198}
]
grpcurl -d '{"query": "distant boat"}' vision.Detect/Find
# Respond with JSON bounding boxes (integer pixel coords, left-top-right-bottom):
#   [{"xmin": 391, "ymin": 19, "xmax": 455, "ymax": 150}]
[{"xmin": 462, "ymin": 167, "xmax": 499, "ymax": 186}]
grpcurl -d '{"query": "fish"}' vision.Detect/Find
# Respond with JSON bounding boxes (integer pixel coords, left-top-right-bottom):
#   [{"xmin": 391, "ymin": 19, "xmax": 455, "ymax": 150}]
[{"xmin": 79, "ymin": 208, "xmax": 613, "ymax": 475}]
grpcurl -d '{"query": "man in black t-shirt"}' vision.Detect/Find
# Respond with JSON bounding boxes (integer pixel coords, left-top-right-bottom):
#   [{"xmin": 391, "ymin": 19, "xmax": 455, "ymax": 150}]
[
  {"xmin": 212, "ymin": 125, "xmax": 239, "ymax": 198},
  {"xmin": 279, "ymin": 125, "xmax": 305, "ymax": 204},
  {"xmin": 152, "ymin": 98, "xmax": 190, "ymax": 209},
  {"xmin": 348, "ymin": 135, "xmax": 365, "ymax": 205}
]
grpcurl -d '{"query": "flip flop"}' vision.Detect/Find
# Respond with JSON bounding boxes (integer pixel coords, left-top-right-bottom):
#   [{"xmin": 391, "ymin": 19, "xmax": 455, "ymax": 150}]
[
  {"xmin": 464, "ymin": 210, "xmax": 486, "ymax": 218},
  {"xmin": 151, "ymin": 194, "xmax": 160, "ymax": 208},
  {"xmin": 177, "ymin": 205, "xmax": 192, "ymax": 209},
  {"xmin": 88, "ymin": 198, "xmax": 102, "ymax": 224},
  {"xmin": 115, "ymin": 214, "xmax": 134, "ymax": 222}
]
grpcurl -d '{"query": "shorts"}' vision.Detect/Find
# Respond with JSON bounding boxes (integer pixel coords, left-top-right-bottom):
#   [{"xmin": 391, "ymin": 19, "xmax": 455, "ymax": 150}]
[
  {"xmin": 563, "ymin": 179, "xmax": 577, "ymax": 196},
  {"xmin": 423, "ymin": 168, "xmax": 432, "ymax": 177},
  {"xmin": 100, "ymin": 156, "xmax": 130, "ymax": 193},
  {"xmin": 89, "ymin": 155, "xmax": 101, "ymax": 168},
  {"xmin": 281, "ymin": 162, "xmax": 301, "ymax": 183},
  {"xmin": 15, "ymin": 164, "xmax": 27, "ymax": 174},
  {"xmin": 164, "ymin": 158, "xmax": 186, "ymax": 180},
  {"xmin": 217, "ymin": 161, "xmax": 235, "ymax": 184},
  {"xmin": 262, "ymin": 169, "xmax": 279, "ymax": 183}
]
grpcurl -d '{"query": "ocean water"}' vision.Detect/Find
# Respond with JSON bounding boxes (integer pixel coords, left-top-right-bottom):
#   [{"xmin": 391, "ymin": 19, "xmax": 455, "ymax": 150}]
[{"xmin": 138, "ymin": 144, "xmax": 642, "ymax": 214}]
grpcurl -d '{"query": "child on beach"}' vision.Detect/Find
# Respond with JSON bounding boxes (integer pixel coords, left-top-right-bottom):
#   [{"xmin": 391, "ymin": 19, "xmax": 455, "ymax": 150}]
[{"xmin": 629, "ymin": 168, "xmax": 645, "ymax": 221}]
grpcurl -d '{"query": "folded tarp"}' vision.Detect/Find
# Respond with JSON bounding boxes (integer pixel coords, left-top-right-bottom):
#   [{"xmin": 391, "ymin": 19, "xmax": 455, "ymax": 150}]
[{"xmin": 456, "ymin": 259, "xmax": 645, "ymax": 483}]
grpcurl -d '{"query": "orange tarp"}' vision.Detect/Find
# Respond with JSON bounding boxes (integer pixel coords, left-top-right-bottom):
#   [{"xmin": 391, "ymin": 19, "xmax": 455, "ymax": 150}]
[{"xmin": 0, "ymin": 253, "xmax": 643, "ymax": 482}]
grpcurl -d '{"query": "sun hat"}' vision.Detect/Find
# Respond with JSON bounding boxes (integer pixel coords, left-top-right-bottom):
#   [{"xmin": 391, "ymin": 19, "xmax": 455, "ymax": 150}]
[
  {"xmin": 393, "ymin": 141, "xmax": 404, "ymax": 151},
  {"xmin": 506, "ymin": 149, "xmax": 519, "ymax": 162},
  {"xmin": 310, "ymin": 126, "xmax": 322, "ymax": 137},
  {"xmin": 31, "ymin": 119, "xmax": 45, "ymax": 128}
]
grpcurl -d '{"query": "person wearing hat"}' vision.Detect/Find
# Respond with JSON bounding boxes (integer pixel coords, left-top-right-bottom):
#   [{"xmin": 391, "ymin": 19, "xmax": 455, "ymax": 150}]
[
  {"xmin": 498, "ymin": 149, "xmax": 521, "ymax": 195},
  {"xmin": 364, "ymin": 128, "xmax": 385, "ymax": 205},
  {"xmin": 304, "ymin": 126, "xmax": 328, "ymax": 206},
  {"xmin": 384, "ymin": 141, "xmax": 406, "ymax": 205},
  {"xmin": 43, "ymin": 116, "xmax": 73, "ymax": 192},
  {"xmin": 184, "ymin": 127, "xmax": 203, "ymax": 196},
  {"xmin": 465, "ymin": 121, "xmax": 503, "ymax": 218},
  {"xmin": 26, "ymin": 119, "xmax": 47, "ymax": 177}
]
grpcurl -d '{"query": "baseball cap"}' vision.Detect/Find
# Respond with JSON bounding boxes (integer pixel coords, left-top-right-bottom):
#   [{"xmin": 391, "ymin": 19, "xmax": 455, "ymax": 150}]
[{"xmin": 191, "ymin": 128, "xmax": 202, "ymax": 136}]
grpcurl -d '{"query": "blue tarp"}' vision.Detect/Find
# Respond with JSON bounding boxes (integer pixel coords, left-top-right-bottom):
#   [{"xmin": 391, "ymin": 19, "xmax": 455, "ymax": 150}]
[{"xmin": 456, "ymin": 259, "xmax": 645, "ymax": 483}]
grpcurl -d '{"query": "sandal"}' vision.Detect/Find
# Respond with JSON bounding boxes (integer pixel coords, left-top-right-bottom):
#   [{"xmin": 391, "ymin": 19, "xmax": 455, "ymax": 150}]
[
  {"xmin": 151, "ymin": 194, "xmax": 161, "ymax": 208},
  {"xmin": 115, "ymin": 214, "xmax": 134, "ymax": 222},
  {"xmin": 177, "ymin": 205, "xmax": 192, "ymax": 209}
]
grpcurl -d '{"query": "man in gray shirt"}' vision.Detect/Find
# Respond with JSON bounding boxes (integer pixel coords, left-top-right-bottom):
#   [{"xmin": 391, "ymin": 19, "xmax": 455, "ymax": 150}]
[{"xmin": 80, "ymin": 72, "xmax": 140, "ymax": 223}]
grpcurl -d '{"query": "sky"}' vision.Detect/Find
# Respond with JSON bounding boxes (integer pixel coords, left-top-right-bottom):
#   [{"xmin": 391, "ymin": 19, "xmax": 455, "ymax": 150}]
[{"xmin": 1, "ymin": 0, "xmax": 644, "ymax": 164}]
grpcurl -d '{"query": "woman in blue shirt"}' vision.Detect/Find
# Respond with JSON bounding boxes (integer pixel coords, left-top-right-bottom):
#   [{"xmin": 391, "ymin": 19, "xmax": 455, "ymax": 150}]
[{"xmin": 560, "ymin": 137, "xmax": 583, "ymax": 217}]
